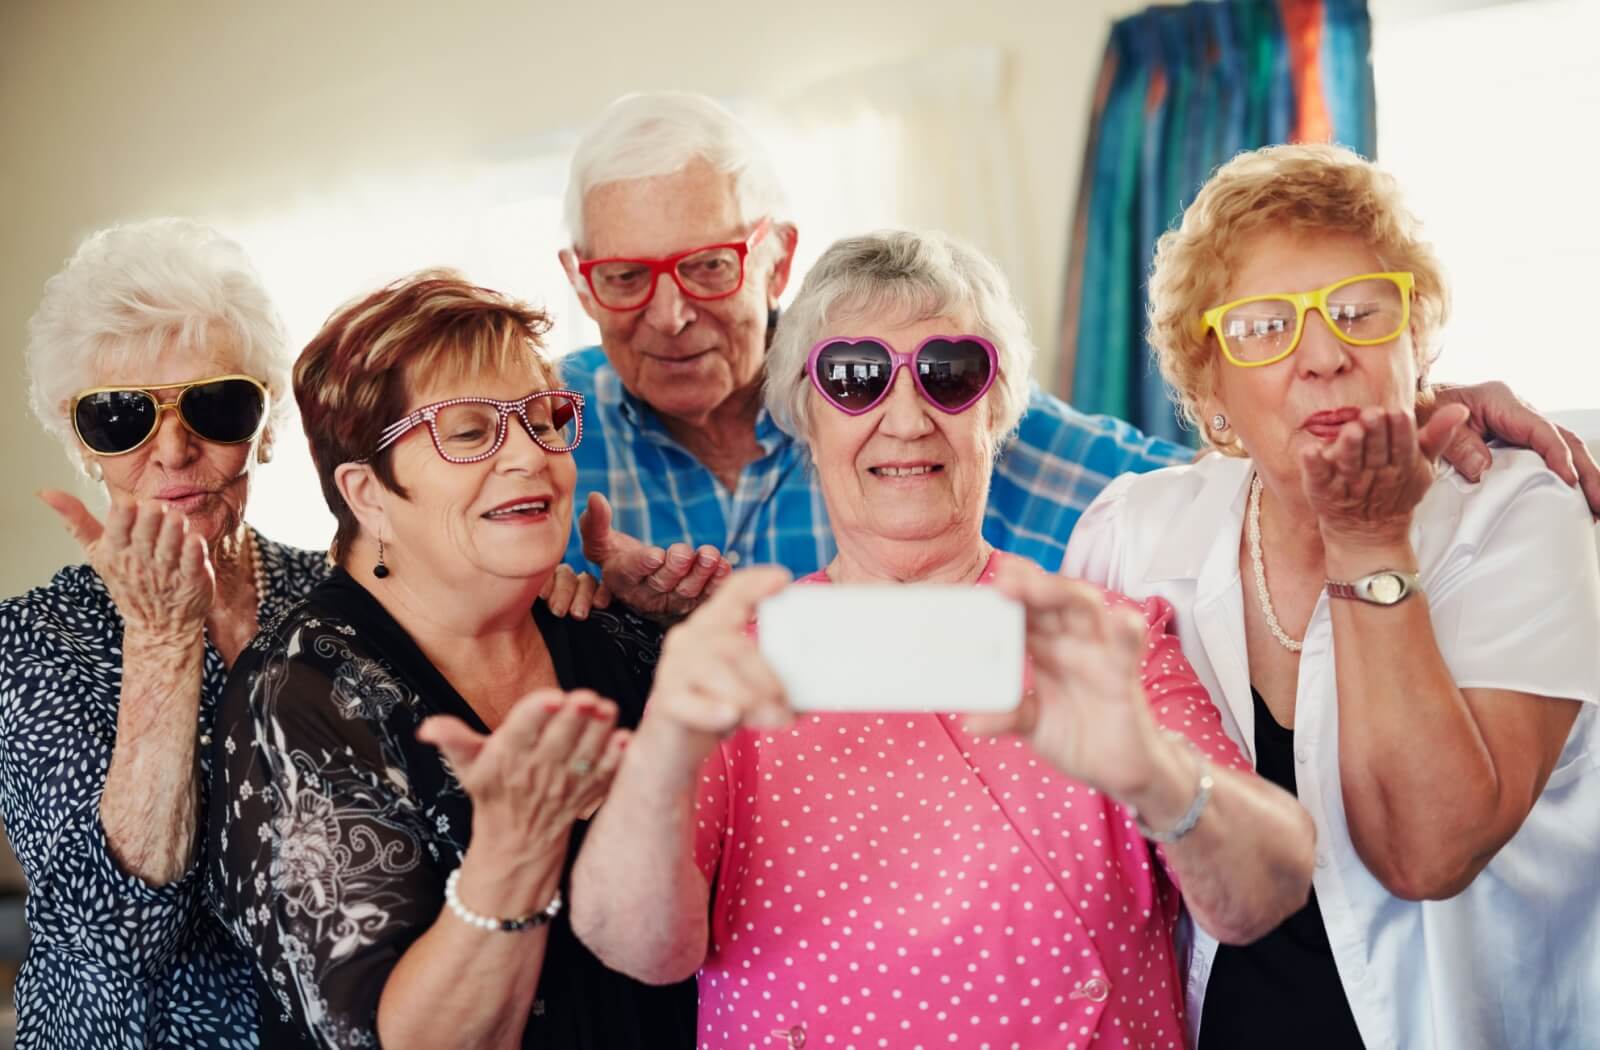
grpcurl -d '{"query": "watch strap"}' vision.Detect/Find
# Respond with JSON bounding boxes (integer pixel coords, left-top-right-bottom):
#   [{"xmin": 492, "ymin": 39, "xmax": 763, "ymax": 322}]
[{"xmin": 1325, "ymin": 570, "xmax": 1420, "ymax": 605}]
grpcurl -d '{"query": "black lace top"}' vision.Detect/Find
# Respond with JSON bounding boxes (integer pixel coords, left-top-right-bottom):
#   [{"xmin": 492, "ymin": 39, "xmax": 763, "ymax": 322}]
[{"xmin": 204, "ymin": 569, "xmax": 696, "ymax": 1049}]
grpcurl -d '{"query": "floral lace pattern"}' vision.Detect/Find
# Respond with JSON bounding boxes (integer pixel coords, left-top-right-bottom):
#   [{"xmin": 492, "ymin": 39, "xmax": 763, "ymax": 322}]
[
  {"xmin": 210, "ymin": 614, "xmax": 459, "ymax": 1048},
  {"xmin": 205, "ymin": 574, "xmax": 695, "ymax": 1050}
]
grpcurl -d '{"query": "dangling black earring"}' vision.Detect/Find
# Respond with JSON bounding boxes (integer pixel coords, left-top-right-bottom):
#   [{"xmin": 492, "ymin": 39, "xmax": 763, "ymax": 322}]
[{"xmin": 373, "ymin": 538, "xmax": 391, "ymax": 579}]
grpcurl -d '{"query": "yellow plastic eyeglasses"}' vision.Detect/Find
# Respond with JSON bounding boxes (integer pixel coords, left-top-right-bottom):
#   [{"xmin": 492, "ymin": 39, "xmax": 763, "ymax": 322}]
[{"xmin": 1199, "ymin": 271, "xmax": 1415, "ymax": 368}]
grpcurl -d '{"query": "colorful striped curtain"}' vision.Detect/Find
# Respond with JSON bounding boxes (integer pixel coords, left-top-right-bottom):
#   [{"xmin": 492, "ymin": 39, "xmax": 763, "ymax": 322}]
[{"xmin": 1057, "ymin": 0, "xmax": 1376, "ymax": 444}]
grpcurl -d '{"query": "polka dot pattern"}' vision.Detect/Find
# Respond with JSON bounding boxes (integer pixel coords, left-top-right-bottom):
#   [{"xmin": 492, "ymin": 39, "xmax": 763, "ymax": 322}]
[
  {"xmin": 690, "ymin": 553, "xmax": 1248, "ymax": 1049},
  {"xmin": 0, "ymin": 533, "xmax": 328, "ymax": 1048}
]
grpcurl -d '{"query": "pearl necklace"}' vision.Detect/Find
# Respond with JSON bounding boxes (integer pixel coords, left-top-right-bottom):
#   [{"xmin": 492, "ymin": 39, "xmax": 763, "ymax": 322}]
[
  {"xmin": 1247, "ymin": 474, "xmax": 1303, "ymax": 653},
  {"xmin": 244, "ymin": 528, "xmax": 267, "ymax": 621}
]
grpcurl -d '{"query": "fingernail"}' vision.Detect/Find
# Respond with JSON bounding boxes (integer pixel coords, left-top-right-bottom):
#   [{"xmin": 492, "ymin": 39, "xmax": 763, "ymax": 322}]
[
  {"xmin": 699, "ymin": 552, "xmax": 718, "ymax": 567},
  {"xmin": 668, "ymin": 552, "xmax": 692, "ymax": 569}
]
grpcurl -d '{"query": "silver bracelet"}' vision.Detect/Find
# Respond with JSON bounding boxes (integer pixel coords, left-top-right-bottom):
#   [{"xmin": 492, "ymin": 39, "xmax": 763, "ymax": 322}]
[
  {"xmin": 444, "ymin": 867, "xmax": 562, "ymax": 932},
  {"xmin": 1132, "ymin": 738, "xmax": 1215, "ymax": 845}
]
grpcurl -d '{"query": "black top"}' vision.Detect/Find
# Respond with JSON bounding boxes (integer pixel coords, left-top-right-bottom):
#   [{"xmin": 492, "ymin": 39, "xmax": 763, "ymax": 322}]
[
  {"xmin": 204, "ymin": 569, "xmax": 696, "ymax": 1050},
  {"xmin": 0, "ymin": 531, "xmax": 327, "ymax": 1050},
  {"xmin": 1198, "ymin": 687, "xmax": 1366, "ymax": 1050}
]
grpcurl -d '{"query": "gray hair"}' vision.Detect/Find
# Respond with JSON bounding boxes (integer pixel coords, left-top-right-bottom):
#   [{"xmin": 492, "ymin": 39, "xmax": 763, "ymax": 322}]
[
  {"xmin": 765, "ymin": 229, "xmax": 1035, "ymax": 456},
  {"xmin": 563, "ymin": 91, "xmax": 790, "ymax": 253},
  {"xmin": 26, "ymin": 218, "xmax": 291, "ymax": 468}
]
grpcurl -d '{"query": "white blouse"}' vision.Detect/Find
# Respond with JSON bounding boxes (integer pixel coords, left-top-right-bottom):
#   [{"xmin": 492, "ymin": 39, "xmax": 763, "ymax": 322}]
[{"xmin": 1062, "ymin": 449, "xmax": 1600, "ymax": 1050}]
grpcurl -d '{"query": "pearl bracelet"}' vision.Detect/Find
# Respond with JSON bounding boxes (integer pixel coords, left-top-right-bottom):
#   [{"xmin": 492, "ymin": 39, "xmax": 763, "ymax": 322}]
[{"xmin": 444, "ymin": 867, "xmax": 562, "ymax": 933}]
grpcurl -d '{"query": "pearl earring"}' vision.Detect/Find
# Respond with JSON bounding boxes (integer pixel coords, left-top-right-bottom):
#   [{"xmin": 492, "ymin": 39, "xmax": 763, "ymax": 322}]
[
  {"xmin": 86, "ymin": 460, "xmax": 104, "ymax": 482},
  {"xmin": 1211, "ymin": 413, "xmax": 1228, "ymax": 431},
  {"xmin": 258, "ymin": 444, "xmax": 274, "ymax": 464}
]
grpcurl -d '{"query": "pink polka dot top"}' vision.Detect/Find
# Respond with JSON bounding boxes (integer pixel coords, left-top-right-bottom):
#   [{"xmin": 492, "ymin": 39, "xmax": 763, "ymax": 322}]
[{"xmin": 691, "ymin": 552, "xmax": 1250, "ymax": 1049}]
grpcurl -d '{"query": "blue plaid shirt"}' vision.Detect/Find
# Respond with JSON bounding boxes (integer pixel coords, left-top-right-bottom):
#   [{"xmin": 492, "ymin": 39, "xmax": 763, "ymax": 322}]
[{"xmin": 560, "ymin": 346, "xmax": 1189, "ymax": 575}]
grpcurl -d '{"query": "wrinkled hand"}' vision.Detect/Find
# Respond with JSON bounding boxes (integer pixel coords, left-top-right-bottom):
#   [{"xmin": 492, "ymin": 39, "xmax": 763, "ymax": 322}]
[
  {"xmin": 965, "ymin": 560, "xmax": 1164, "ymax": 800},
  {"xmin": 40, "ymin": 491, "xmax": 214, "ymax": 639},
  {"xmin": 1300, "ymin": 405, "xmax": 1468, "ymax": 547},
  {"xmin": 540, "ymin": 563, "xmax": 611, "ymax": 620},
  {"xmin": 579, "ymin": 493, "xmax": 730, "ymax": 620},
  {"xmin": 420, "ymin": 688, "xmax": 628, "ymax": 849},
  {"xmin": 1429, "ymin": 381, "xmax": 1600, "ymax": 515},
  {"xmin": 637, "ymin": 568, "xmax": 794, "ymax": 770}
]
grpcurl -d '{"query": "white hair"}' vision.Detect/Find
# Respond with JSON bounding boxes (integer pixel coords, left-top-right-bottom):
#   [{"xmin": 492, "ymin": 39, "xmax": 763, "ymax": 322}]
[
  {"xmin": 26, "ymin": 218, "xmax": 291, "ymax": 466},
  {"xmin": 563, "ymin": 91, "xmax": 790, "ymax": 252},
  {"xmin": 765, "ymin": 229, "xmax": 1035, "ymax": 457}
]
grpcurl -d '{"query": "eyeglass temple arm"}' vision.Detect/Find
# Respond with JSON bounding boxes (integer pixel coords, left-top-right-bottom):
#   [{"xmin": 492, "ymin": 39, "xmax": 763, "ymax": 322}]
[{"xmin": 374, "ymin": 409, "xmax": 433, "ymax": 453}]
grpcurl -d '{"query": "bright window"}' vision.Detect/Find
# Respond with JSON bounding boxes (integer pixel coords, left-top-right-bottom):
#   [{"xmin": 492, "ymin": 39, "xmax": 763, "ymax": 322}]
[{"xmin": 1374, "ymin": 0, "xmax": 1600, "ymax": 412}]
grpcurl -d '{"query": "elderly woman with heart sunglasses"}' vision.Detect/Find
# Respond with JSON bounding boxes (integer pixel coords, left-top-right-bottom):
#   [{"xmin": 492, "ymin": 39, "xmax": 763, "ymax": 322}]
[
  {"xmin": 0, "ymin": 218, "xmax": 328, "ymax": 1048},
  {"xmin": 571, "ymin": 229, "xmax": 1316, "ymax": 1050},
  {"xmin": 1063, "ymin": 144, "xmax": 1600, "ymax": 1050}
]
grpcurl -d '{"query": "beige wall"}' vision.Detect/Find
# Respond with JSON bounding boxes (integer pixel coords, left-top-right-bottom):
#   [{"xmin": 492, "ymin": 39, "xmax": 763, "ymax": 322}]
[{"xmin": 0, "ymin": 0, "xmax": 1145, "ymax": 596}]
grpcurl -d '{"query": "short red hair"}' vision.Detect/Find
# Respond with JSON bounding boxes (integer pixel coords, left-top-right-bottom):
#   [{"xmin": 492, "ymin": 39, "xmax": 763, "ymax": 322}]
[{"xmin": 293, "ymin": 269, "xmax": 558, "ymax": 563}]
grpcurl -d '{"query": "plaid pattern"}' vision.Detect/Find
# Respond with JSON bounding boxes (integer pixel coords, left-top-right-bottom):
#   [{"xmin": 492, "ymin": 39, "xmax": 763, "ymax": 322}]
[{"xmin": 560, "ymin": 346, "xmax": 1189, "ymax": 575}]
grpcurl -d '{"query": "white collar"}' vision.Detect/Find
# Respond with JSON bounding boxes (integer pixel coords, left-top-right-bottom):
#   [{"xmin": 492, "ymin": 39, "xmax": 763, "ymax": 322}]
[
  {"xmin": 1143, "ymin": 454, "xmax": 1254, "ymax": 594},
  {"xmin": 1139, "ymin": 454, "xmax": 1260, "ymax": 762}
]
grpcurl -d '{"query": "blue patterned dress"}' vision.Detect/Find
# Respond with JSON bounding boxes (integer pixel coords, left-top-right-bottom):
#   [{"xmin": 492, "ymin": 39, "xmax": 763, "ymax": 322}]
[{"xmin": 0, "ymin": 533, "xmax": 327, "ymax": 1048}]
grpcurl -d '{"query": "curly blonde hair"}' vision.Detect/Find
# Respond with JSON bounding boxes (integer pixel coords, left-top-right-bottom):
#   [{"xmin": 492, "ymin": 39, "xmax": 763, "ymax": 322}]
[{"xmin": 1147, "ymin": 143, "xmax": 1449, "ymax": 452}]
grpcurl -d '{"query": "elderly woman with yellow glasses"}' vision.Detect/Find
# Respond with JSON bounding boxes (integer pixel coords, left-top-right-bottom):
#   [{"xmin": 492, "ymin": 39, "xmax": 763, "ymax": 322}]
[{"xmin": 1064, "ymin": 143, "xmax": 1600, "ymax": 1050}]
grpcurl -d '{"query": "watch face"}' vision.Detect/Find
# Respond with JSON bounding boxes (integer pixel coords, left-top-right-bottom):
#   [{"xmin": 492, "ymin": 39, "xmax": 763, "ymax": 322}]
[{"xmin": 1368, "ymin": 573, "xmax": 1404, "ymax": 604}]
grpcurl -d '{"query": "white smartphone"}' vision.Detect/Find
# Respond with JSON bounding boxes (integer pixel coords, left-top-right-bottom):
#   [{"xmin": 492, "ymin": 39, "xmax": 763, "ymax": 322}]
[{"xmin": 756, "ymin": 585, "xmax": 1024, "ymax": 713}]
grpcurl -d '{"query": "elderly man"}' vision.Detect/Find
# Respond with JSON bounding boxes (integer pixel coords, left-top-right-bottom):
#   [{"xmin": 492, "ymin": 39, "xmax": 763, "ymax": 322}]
[{"xmin": 557, "ymin": 91, "xmax": 1600, "ymax": 610}]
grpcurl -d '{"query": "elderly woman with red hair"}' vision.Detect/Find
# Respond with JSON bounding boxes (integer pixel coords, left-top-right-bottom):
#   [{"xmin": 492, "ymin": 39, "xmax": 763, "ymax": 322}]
[{"xmin": 205, "ymin": 271, "xmax": 694, "ymax": 1050}]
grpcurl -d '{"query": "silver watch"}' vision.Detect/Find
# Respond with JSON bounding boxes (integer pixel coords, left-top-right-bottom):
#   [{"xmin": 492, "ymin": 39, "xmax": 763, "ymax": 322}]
[{"xmin": 1325, "ymin": 570, "xmax": 1420, "ymax": 606}]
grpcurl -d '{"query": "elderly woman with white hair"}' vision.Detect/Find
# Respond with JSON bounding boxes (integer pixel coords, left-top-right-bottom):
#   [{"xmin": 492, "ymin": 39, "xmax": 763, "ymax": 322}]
[
  {"xmin": 572, "ymin": 229, "xmax": 1316, "ymax": 1050},
  {"xmin": 0, "ymin": 218, "xmax": 326, "ymax": 1048}
]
